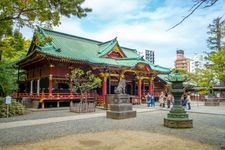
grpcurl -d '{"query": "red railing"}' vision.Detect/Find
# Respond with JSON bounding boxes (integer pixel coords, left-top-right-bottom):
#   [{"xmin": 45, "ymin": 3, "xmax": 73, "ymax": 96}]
[{"xmin": 12, "ymin": 92, "xmax": 96, "ymax": 101}]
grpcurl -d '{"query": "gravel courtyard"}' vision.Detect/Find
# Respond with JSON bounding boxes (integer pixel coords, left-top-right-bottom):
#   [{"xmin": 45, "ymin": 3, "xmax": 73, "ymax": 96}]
[{"xmin": 0, "ymin": 105, "xmax": 225, "ymax": 150}]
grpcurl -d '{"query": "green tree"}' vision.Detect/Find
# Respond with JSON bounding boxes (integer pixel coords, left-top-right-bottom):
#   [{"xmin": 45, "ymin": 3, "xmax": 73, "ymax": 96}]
[
  {"xmin": 191, "ymin": 68, "xmax": 217, "ymax": 94},
  {"xmin": 207, "ymin": 46, "xmax": 225, "ymax": 82},
  {"xmin": 66, "ymin": 68, "xmax": 101, "ymax": 112},
  {"xmin": 0, "ymin": 30, "xmax": 30, "ymax": 61},
  {"xmin": 0, "ymin": 31, "xmax": 30, "ymax": 96},
  {"xmin": 207, "ymin": 17, "xmax": 225, "ymax": 51},
  {"xmin": 0, "ymin": 0, "xmax": 91, "ymax": 58},
  {"xmin": 0, "ymin": 62, "xmax": 15, "ymax": 96},
  {"xmin": 0, "ymin": 0, "xmax": 91, "ymax": 30}
]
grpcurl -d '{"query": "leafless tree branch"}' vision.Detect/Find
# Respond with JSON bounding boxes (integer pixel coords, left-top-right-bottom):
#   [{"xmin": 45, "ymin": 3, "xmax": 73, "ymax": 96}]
[
  {"xmin": 167, "ymin": 1, "xmax": 204, "ymax": 31},
  {"xmin": 167, "ymin": 0, "xmax": 220, "ymax": 31}
]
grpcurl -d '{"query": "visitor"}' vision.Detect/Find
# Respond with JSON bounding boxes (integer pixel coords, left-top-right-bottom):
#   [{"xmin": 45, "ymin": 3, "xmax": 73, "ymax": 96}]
[
  {"xmin": 163, "ymin": 92, "xmax": 168, "ymax": 108},
  {"xmin": 182, "ymin": 94, "xmax": 187, "ymax": 109},
  {"xmin": 167, "ymin": 93, "xmax": 172, "ymax": 108},
  {"xmin": 159, "ymin": 91, "xmax": 164, "ymax": 107},
  {"xmin": 146, "ymin": 93, "xmax": 151, "ymax": 107},
  {"xmin": 187, "ymin": 93, "xmax": 192, "ymax": 110},
  {"xmin": 150, "ymin": 93, "xmax": 155, "ymax": 107}
]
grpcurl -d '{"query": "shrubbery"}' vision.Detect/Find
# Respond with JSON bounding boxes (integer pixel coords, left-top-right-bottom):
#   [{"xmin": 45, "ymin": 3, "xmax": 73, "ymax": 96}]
[{"xmin": 0, "ymin": 98, "xmax": 25, "ymax": 118}]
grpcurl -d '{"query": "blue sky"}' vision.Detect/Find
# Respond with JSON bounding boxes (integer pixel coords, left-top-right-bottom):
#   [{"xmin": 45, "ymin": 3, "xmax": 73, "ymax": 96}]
[{"xmin": 23, "ymin": 0, "xmax": 225, "ymax": 68}]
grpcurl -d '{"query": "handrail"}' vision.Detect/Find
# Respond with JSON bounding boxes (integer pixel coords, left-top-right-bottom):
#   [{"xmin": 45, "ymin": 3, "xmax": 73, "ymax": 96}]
[{"xmin": 12, "ymin": 92, "xmax": 97, "ymax": 100}]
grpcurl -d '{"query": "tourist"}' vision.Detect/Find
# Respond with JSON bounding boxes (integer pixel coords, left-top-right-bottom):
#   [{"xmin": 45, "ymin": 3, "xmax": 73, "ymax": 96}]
[
  {"xmin": 146, "ymin": 93, "xmax": 151, "ymax": 107},
  {"xmin": 181, "ymin": 94, "xmax": 187, "ymax": 109},
  {"xmin": 187, "ymin": 93, "xmax": 192, "ymax": 110},
  {"xmin": 163, "ymin": 92, "xmax": 168, "ymax": 108},
  {"xmin": 159, "ymin": 91, "xmax": 164, "ymax": 107},
  {"xmin": 150, "ymin": 93, "xmax": 155, "ymax": 107},
  {"xmin": 167, "ymin": 93, "xmax": 172, "ymax": 108}
]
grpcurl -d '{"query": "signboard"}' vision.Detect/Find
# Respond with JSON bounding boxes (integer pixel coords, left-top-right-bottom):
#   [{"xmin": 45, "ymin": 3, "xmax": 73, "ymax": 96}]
[{"xmin": 5, "ymin": 96, "xmax": 11, "ymax": 104}]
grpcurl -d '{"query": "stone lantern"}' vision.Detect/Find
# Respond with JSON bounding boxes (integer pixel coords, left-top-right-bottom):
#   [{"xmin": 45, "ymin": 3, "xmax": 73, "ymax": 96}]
[{"xmin": 164, "ymin": 70, "xmax": 193, "ymax": 128}]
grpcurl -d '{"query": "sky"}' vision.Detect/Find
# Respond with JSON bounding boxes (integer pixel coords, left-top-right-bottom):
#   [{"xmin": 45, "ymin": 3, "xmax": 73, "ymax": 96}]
[{"xmin": 22, "ymin": 0, "xmax": 225, "ymax": 68}]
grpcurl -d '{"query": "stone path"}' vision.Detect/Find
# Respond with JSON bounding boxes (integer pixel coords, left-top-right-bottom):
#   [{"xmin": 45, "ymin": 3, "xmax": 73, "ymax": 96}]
[{"xmin": 0, "ymin": 102, "xmax": 224, "ymax": 130}]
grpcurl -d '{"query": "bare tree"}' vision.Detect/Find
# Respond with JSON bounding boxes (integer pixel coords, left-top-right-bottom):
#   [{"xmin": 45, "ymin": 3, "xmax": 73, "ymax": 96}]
[{"xmin": 167, "ymin": 0, "xmax": 220, "ymax": 30}]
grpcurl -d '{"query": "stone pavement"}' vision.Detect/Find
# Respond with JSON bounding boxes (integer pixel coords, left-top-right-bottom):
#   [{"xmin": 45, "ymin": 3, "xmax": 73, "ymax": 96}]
[{"xmin": 0, "ymin": 102, "xmax": 224, "ymax": 130}]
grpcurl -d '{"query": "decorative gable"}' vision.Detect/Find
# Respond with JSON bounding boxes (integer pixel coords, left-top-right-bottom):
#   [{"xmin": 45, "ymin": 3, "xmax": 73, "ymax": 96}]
[
  {"xmin": 98, "ymin": 38, "xmax": 126, "ymax": 58},
  {"xmin": 106, "ymin": 45, "xmax": 126, "ymax": 58},
  {"xmin": 136, "ymin": 63, "xmax": 152, "ymax": 72}
]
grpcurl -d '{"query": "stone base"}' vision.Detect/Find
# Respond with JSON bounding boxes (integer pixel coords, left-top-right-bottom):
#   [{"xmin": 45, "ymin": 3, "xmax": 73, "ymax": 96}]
[
  {"xmin": 106, "ymin": 110, "xmax": 136, "ymax": 119},
  {"xmin": 205, "ymin": 101, "xmax": 220, "ymax": 106},
  {"xmin": 164, "ymin": 118, "xmax": 193, "ymax": 128}
]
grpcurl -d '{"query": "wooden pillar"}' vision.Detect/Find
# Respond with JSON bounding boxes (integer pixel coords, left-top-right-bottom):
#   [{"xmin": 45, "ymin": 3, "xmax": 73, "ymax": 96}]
[
  {"xmin": 37, "ymin": 79, "xmax": 40, "ymax": 96},
  {"xmin": 57, "ymin": 101, "xmax": 60, "ymax": 108},
  {"xmin": 30, "ymin": 80, "xmax": 33, "ymax": 96},
  {"xmin": 102, "ymin": 76, "xmax": 107, "ymax": 97},
  {"xmin": 41, "ymin": 101, "xmax": 45, "ymax": 109},
  {"xmin": 49, "ymin": 64, "xmax": 54, "ymax": 96},
  {"xmin": 149, "ymin": 77, "xmax": 154, "ymax": 94},
  {"xmin": 137, "ymin": 77, "xmax": 142, "ymax": 98},
  {"xmin": 70, "ymin": 79, "xmax": 73, "ymax": 96},
  {"xmin": 49, "ymin": 74, "xmax": 52, "ymax": 96}
]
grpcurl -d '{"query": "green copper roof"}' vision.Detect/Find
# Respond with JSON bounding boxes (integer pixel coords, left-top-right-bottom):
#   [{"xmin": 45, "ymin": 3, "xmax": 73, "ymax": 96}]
[{"xmin": 27, "ymin": 27, "xmax": 171, "ymax": 73}]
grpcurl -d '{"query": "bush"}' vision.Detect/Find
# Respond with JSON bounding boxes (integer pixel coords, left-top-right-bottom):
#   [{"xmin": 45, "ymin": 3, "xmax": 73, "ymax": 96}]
[{"xmin": 0, "ymin": 98, "xmax": 25, "ymax": 118}]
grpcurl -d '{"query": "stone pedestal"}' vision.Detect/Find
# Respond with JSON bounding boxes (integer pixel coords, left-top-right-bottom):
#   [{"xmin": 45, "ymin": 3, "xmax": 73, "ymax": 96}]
[
  {"xmin": 164, "ymin": 105, "xmax": 193, "ymax": 128},
  {"xmin": 106, "ymin": 94, "xmax": 136, "ymax": 119}
]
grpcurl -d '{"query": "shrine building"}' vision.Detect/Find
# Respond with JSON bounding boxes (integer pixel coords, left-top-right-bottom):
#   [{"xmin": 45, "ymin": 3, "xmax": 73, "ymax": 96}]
[{"xmin": 14, "ymin": 27, "xmax": 171, "ymax": 108}]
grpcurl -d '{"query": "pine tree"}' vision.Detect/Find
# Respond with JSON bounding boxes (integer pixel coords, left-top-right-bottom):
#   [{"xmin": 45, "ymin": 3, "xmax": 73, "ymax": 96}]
[{"xmin": 207, "ymin": 17, "xmax": 225, "ymax": 51}]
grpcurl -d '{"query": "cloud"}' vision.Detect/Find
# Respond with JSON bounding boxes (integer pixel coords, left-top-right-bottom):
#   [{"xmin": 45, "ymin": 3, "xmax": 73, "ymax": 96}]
[{"xmin": 22, "ymin": 0, "xmax": 225, "ymax": 68}]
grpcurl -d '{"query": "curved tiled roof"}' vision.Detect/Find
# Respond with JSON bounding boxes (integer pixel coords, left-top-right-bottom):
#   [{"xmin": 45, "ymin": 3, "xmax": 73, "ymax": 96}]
[{"xmin": 24, "ymin": 27, "xmax": 171, "ymax": 73}]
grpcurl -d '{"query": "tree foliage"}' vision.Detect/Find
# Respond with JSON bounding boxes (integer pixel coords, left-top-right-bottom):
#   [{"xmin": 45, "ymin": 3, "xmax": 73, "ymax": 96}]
[
  {"xmin": 0, "ymin": 31, "xmax": 30, "ymax": 96},
  {"xmin": 0, "ymin": 0, "xmax": 91, "ymax": 32},
  {"xmin": 0, "ymin": 30, "xmax": 30, "ymax": 61},
  {"xmin": 207, "ymin": 46, "xmax": 225, "ymax": 82},
  {"xmin": 207, "ymin": 17, "xmax": 225, "ymax": 51},
  {"xmin": 191, "ymin": 68, "xmax": 217, "ymax": 94},
  {"xmin": 66, "ymin": 68, "xmax": 101, "ymax": 100}
]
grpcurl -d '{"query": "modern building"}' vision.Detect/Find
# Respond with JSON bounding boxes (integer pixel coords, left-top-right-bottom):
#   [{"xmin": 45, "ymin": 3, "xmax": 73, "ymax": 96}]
[
  {"xmin": 139, "ymin": 50, "xmax": 155, "ymax": 64},
  {"xmin": 14, "ymin": 27, "xmax": 170, "ymax": 108},
  {"xmin": 175, "ymin": 50, "xmax": 191, "ymax": 72},
  {"xmin": 190, "ymin": 52, "xmax": 209, "ymax": 73}
]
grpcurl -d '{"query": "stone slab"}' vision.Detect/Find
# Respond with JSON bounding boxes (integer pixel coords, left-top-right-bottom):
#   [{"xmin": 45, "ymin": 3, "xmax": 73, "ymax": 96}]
[
  {"xmin": 106, "ymin": 111, "xmax": 136, "ymax": 119},
  {"xmin": 164, "ymin": 118, "xmax": 193, "ymax": 128},
  {"xmin": 110, "ymin": 104, "xmax": 133, "ymax": 111},
  {"xmin": 113, "ymin": 94, "xmax": 130, "ymax": 104}
]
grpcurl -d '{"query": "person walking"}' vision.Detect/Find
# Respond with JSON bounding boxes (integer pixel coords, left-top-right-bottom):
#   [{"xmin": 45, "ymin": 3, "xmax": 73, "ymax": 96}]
[
  {"xmin": 167, "ymin": 93, "xmax": 172, "ymax": 108},
  {"xmin": 187, "ymin": 93, "xmax": 192, "ymax": 110},
  {"xmin": 159, "ymin": 92, "xmax": 164, "ymax": 107},
  {"xmin": 150, "ymin": 93, "xmax": 155, "ymax": 107},
  {"xmin": 146, "ymin": 93, "xmax": 151, "ymax": 107},
  {"xmin": 163, "ymin": 92, "xmax": 168, "ymax": 108}
]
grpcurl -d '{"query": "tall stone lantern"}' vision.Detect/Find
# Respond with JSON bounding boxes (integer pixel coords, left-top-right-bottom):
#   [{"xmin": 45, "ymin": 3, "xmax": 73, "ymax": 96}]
[{"xmin": 164, "ymin": 71, "xmax": 193, "ymax": 128}]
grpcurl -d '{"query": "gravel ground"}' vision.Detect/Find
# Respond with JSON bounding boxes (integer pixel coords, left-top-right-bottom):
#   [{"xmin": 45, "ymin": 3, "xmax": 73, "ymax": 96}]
[
  {"xmin": 0, "ymin": 107, "xmax": 105, "ymax": 123},
  {"xmin": 0, "ymin": 110, "xmax": 225, "ymax": 149}
]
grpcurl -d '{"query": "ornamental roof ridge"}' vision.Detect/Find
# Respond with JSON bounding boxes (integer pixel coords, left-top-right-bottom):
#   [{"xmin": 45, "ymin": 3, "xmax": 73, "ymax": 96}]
[
  {"xmin": 98, "ymin": 37, "xmax": 118, "ymax": 55},
  {"xmin": 115, "ymin": 56, "xmax": 144, "ymax": 60},
  {"xmin": 38, "ymin": 26, "xmax": 102, "ymax": 44}
]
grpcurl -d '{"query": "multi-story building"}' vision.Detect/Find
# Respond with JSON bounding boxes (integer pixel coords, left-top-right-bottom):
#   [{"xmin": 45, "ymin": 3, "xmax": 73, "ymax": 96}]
[
  {"xmin": 175, "ymin": 50, "xmax": 191, "ymax": 72},
  {"xmin": 139, "ymin": 50, "xmax": 155, "ymax": 64},
  {"xmin": 190, "ymin": 52, "xmax": 208, "ymax": 73}
]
